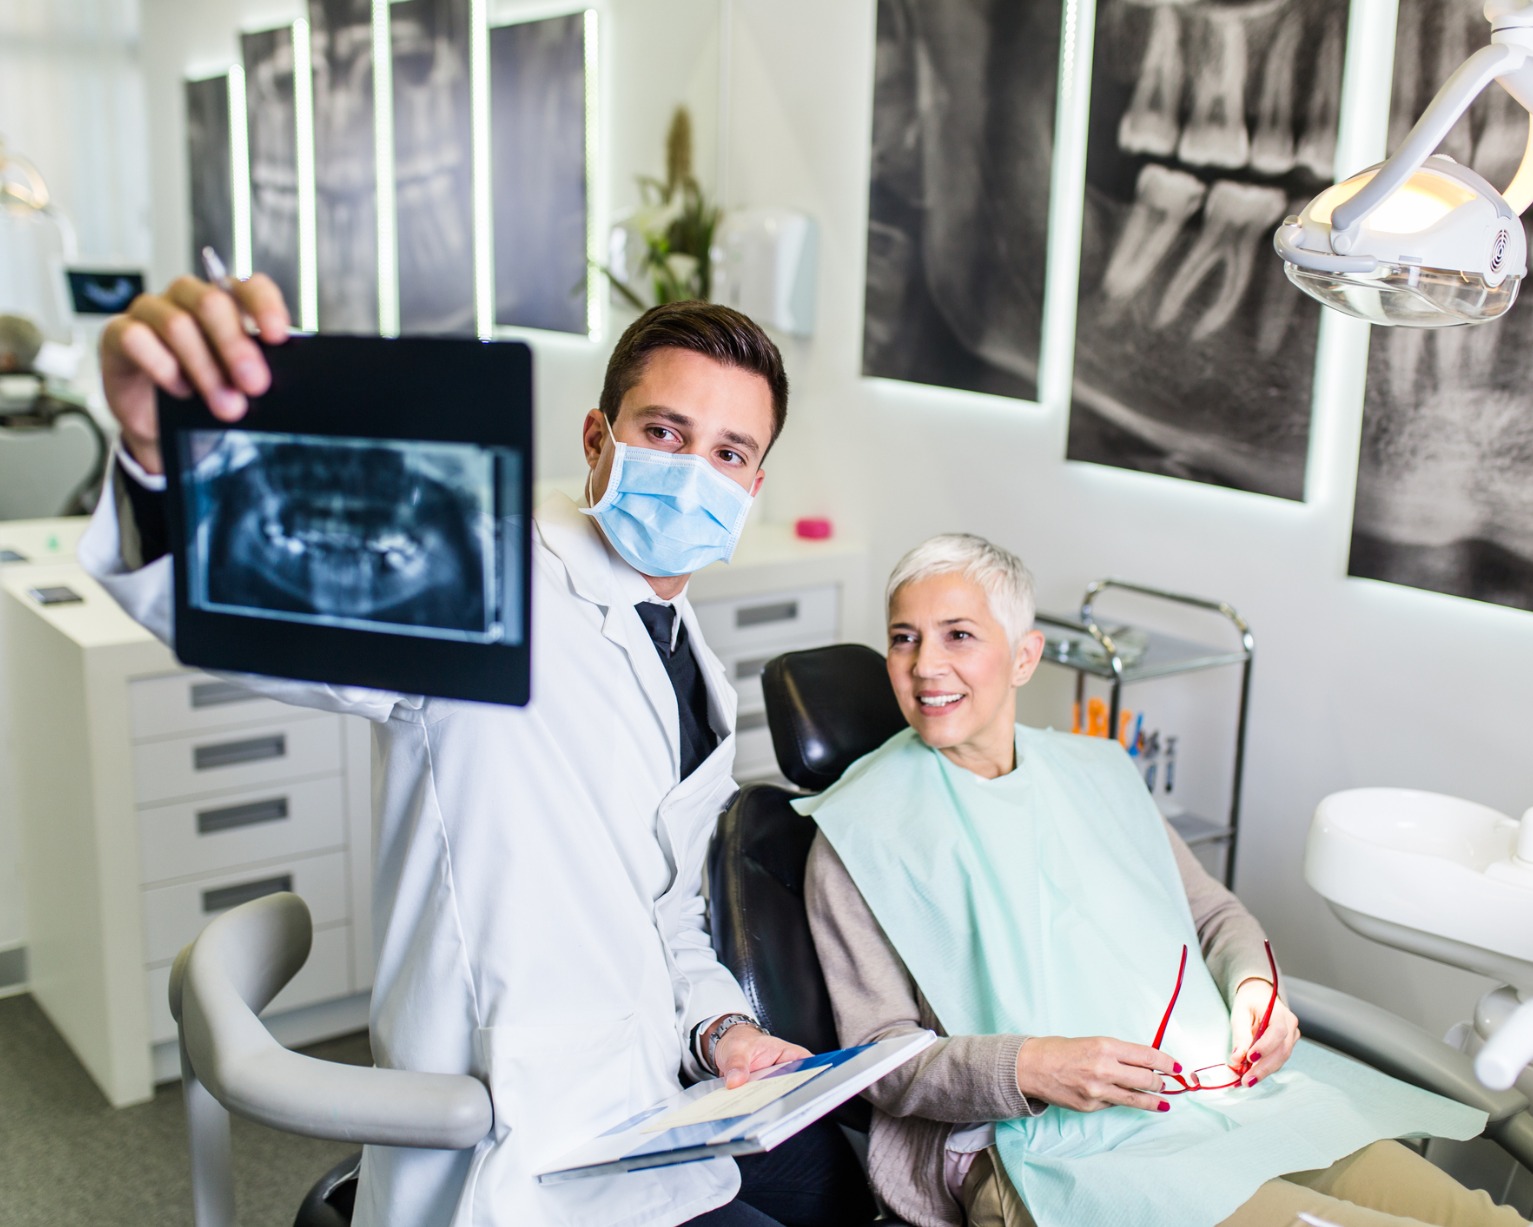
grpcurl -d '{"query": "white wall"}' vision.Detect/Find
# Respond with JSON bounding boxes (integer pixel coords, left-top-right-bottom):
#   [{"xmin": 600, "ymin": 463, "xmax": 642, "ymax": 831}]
[{"xmin": 720, "ymin": 0, "xmax": 1533, "ymax": 1039}]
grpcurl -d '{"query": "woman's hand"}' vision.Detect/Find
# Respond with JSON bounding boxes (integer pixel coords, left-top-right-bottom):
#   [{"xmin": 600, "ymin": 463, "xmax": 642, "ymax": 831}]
[
  {"xmin": 1229, "ymin": 979, "xmax": 1300, "ymax": 1084},
  {"xmin": 1015, "ymin": 1035, "xmax": 1179, "ymax": 1113},
  {"xmin": 710, "ymin": 1023, "xmax": 812, "ymax": 1090}
]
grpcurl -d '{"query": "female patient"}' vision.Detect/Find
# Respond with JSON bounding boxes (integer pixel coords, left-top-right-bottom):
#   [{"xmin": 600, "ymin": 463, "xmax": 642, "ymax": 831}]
[{"xmin": 800, "ymin": 534, "xmax": 1520, "ymax": 1227}]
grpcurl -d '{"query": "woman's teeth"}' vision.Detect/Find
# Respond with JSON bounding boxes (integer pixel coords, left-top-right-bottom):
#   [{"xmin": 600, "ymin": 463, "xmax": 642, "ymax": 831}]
[{"xmin": 920, "ymin": 694, "xmax": 963, "ymax": 707}]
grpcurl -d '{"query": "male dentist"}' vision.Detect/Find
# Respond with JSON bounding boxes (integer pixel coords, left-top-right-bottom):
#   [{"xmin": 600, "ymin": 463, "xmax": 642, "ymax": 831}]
[{"xmin": 83, "ymin": 273, "xmax": 844, "ymax": 1227}]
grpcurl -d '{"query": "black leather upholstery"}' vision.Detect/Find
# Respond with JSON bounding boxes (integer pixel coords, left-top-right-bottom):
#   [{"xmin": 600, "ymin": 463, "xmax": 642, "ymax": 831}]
[
  {"xmin": 294, "ymin": 1151, "xmax": 360, "ymax": 1227},
  {"xmin": 763, "ymin": 645, "xmax": 906, "ymax": 791}
]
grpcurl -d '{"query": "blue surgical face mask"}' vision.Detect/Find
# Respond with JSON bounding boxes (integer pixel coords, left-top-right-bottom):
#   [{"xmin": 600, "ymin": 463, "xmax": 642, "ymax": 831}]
[{"xmin": 580, "ymin": 419, "xmax": 756, "ymax": 577}]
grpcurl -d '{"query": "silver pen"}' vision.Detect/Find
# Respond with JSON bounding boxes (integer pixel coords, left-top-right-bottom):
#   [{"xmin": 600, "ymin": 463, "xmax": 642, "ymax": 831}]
[{"xmin": 200, "ymin": 245, "xmax": 237, "ymax": 292}]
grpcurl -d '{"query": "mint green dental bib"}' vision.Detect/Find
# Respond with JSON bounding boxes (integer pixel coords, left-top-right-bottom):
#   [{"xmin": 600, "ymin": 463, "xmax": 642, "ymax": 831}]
[{"xmin": 800, "ymin": 726, "xmax": 1484, "ymax": 1227}]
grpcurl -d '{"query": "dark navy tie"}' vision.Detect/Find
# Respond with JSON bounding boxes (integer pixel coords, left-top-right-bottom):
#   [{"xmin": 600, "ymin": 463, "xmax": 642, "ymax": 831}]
[{"xmin": 635, "ymin": 602, "xmax": 718, "ymax": 780}]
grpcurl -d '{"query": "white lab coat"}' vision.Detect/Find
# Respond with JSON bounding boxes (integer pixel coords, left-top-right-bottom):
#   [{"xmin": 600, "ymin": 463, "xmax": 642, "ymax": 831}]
[{"xmin": 79, "ymin": 484, "xmax": 754, "ymax": 1227}]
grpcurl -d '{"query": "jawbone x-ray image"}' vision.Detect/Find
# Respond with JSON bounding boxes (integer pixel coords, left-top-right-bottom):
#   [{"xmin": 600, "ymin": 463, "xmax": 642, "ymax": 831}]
[
  {"xmin": 1350, "ymin": 0, "xmax": 1533, "ymax": 612},
  {"xmin": 184, "ymin": 432, "xmax": 506, "ymax": 643},
  {"xmin": 862, "ymin": 0, "xmax": 1062, "ymax": 401},
  {"xmin": 1067, "ymin": 0, "xmax": 1345, "ymax": 500}
]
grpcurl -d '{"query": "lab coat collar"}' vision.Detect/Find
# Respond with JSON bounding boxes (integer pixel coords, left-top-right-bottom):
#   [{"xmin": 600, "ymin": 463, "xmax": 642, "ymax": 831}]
[
  {"xmin": 534, "ymin": 493, "xmax": 738, "ymax": 808},
  {"xmin": 534, "ymin": 493, "xmax": 688, "ymax": 783}
]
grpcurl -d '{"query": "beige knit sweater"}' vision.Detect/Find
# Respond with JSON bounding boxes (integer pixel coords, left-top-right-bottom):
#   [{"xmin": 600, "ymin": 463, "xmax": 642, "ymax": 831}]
[{"xmin": 804, "ymin": 823, "xmax": 1273, "ymax": 1227}]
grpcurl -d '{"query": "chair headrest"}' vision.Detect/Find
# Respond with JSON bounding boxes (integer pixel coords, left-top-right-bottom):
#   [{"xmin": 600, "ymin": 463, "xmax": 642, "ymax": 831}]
[{"xmin": 762, "ymin": 644, "xmax": 907, "ymax": 791}]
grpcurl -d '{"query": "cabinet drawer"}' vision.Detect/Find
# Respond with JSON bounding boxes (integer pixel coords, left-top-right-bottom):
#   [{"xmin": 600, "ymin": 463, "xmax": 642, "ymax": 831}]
[
  {"xmin": 145, "ymin": 922, "xmax": 353, "ymax": 1044},
  {"xmin": 138, "ymin": 775, "xmax": 347, "ymax": 885},
  {"xmin": 130, "ymin": 671, "xmax": 326, "ymax": 741},
  {"xmin": 131, "ymin": 715, "xmax": 343, "ymax": 806},
  {"xmin": 140, "ymin": 850, "xmax": 350, "ymax": 966},
  {"xmin": 693, "ymin": 585, "xmax": 838, "ymax": 656}
]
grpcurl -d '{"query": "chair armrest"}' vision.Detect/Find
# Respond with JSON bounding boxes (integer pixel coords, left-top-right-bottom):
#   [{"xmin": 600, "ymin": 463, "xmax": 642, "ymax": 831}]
[
  {"xmin": 1286, "ymin": 976, "xmax": 1528, "ymax": 1123},
  {"xmin": 178, "ymin": 893, "xmax": 493, "ymax": 1150}
]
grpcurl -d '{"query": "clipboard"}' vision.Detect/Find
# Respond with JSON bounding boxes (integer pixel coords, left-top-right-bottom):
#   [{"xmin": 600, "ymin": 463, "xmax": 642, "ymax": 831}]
[{"xmin": 536, "ymin": 1031, "xmax": 936, "ymax": 1183}]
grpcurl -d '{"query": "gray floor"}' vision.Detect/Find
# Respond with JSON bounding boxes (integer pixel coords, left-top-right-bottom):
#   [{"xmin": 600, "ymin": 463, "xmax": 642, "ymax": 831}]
[{"xmin": 0, "ymin": 992, "xmax": 370, "ymax": 1226}]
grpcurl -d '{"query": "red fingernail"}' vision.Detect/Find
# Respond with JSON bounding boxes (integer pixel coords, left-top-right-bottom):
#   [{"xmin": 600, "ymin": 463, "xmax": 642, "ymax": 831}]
[
  {"xmin": 1157, "ymin": 1101, "xmax": 1170, "ymax": 1112},
  {"xmin": 1172, "ymin": 1063, "xmax": 1182, "ymax": 1074},
  {"xmin": 1246, "ymin": 1077, "xmax": 1257, "ymax": 1087},
  {"xmin": 1250, "ymin": 1051, "xmax": 1261, "ymax": 1063}
]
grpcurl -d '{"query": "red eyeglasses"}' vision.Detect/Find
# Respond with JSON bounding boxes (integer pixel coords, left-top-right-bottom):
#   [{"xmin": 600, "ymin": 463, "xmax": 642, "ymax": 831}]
[{"xmin": 1150, "ymin": 939, "xmax": 1277, "ymax": 1094}]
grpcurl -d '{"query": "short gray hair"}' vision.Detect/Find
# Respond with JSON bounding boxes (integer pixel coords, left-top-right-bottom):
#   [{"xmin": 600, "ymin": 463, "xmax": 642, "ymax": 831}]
[{"xmin": 885, "ymin": 533, "xmax": 1036, "ymax": 647}]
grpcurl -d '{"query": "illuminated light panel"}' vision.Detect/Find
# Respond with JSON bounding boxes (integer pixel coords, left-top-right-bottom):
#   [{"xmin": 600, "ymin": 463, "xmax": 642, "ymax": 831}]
[
  {"xmin": 228, "ymin": 64, "xmax": 253, "ymax": 279},
  {"xmin": 471, "ymin": 0, "xmax": 493, "ymax": 339},
  {"xmin": 292, "ymin": 18, "xmax": 319, "ymax": 330},
  {"xmin": 372, "ymin": 0, "xmax": 399, "ymax": 336},
  {"xmin": 584, "ymin": 8, "xmax": 599, "ymax": 339}
]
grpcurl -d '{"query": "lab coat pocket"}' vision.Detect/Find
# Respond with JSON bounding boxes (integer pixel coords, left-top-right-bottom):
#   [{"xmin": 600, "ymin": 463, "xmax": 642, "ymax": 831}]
[{"xmin": 459, "ymin": 1014, "xmax": 676, "ymax": 1227}]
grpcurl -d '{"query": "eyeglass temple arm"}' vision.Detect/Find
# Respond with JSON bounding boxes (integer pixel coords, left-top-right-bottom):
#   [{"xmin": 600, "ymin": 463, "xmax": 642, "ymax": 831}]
[{"xmin": 1152, "ymin": 945, "xmax": 1188, "ymax": 1051}]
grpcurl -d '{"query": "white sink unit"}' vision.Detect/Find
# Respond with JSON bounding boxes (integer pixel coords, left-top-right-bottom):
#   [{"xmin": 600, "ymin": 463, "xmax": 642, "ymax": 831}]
[{"xmin": 1305, "ymin": 787, "xmax": 1533, "ymax": 1091}]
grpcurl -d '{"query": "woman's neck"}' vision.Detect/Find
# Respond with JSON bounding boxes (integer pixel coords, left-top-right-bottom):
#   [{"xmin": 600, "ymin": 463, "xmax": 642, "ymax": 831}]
[{"xmin": 939, "ymin": 730, "xmax": 1016, "ymax": 780}]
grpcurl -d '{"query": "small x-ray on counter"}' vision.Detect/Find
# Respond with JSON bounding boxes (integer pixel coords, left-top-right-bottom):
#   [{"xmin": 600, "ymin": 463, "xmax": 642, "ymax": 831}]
[{"xmin": 160, "ymin": 334, "xmax": 534, "ymax": 705}]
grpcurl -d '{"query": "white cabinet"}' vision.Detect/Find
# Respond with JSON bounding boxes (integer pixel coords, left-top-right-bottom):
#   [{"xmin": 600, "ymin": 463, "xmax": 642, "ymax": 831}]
[{"xmin": 1, "ymin": 562, "xmax": 373, "ymax": 1106}]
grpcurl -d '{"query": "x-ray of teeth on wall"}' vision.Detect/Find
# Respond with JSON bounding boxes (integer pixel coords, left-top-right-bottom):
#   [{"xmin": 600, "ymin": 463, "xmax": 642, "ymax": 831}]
[
  {"xmin": 1349, "ymin": 0, "xmax": 1533, "ymax": 612},
  {"xmin": 491, "ymin": 14, "xmax": 588, "ymax": 335},
  {"xmin": 861, "ymin": 0, "xmax": 1062, "ymax": 401},
  {"xmin": 185, "ymin": 74, "xmax": 234, "ymax": 274},
  {"xmin": 181, "ymin": 431, "xmax": 519, "ymax": 644},
  {"xmin": 310, "ymin": 0, "xmax": 380, "ymax": 333},
  {"xmin": 392, "ymin": 0, "xmax": 476, "ymax": 335},
  {"xmin": 1066, "ymin": 0, "xmax": 1345, "ymax": 501},
  {"xmin": 243, "ymin": 26, "xmax": 301, "ymax": 310}
]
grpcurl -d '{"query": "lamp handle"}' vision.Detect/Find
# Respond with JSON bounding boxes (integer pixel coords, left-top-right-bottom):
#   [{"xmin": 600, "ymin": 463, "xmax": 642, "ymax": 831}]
[{"xmin": 1332, "ymin": 42, "xmax": 1525, "ymax": 244}]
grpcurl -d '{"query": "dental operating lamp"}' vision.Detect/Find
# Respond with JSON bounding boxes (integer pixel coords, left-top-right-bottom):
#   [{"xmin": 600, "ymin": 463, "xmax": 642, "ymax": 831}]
[{"xmin": 1275, "ymin": 0, "xmax": 1533, "ymax": 327}]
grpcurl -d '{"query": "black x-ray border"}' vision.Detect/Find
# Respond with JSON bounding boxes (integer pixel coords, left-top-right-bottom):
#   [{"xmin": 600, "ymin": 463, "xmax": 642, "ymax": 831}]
[{"xmin": 160, "ymin": 332, "xmax": 534, "ymax": 706}]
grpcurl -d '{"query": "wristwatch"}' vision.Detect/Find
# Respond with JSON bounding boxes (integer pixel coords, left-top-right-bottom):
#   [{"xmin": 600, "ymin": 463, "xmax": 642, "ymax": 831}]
[{"xmin": 702, "ymin": 1012, "xmax": 766, "ymax": 1074}]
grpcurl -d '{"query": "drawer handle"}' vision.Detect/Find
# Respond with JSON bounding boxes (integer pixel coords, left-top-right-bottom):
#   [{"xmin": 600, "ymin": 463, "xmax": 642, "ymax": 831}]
[
  {"xmin": 194, "ymin": 734, "xmax": 286, "ymax": 771},
  {"xmin": 202, "ymin": 873, "xmax": 293, "ymax": 914},
  {"xmin": 735, "ymin": 600, "xmax": 798, "ymax": 629},
  {"xmin": 196, "ymin": 796, "xmax": 290, "ymax": 835},
  {"xmin": 189, "ymin": 679, "xmax": 256, "ymax": 709},
  {"xmin": 734, "ymin": 655, "xmax": 774, "ymax": 681},
  {"xmin": 737, "ymin": 709, "xmax": 769, "ymax": 732}
]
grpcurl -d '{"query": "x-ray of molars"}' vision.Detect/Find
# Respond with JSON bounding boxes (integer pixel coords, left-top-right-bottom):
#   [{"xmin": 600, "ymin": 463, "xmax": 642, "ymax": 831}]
[
  {"xmin": 392, "ymin": 0, "xmax": 476, "ymax": 336},
  {"xmin": 310, "ymin": 0, "xmax": 380, "ymax": 333},
  {"xmin": 1066, "ymin": 0, "xmax": 1345, "ymax": 502},
  {"xmin": 243, "ymin": 26, "xmax": 302, "ymax": 311},
  {"xmin": 1350, "ymin": 0, "xmax": 1533, "ymax": 612},
  {"xmin": 183, "ymin": 431, "xmax": 514, "ymax": 642},
  {"xmin": 185, "ymin": 74, "xmax": 235, "ymax": 274},
  {"xmin": 861, "ymin": 0, "xmax": 1062, "ymax": 401},
  {"xmin": 491, "ymin": 14, "xmax": 588, "ymax": 335}
]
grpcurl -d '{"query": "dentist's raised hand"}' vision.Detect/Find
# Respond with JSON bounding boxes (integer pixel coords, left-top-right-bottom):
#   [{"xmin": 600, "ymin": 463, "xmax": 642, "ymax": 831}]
[{"xmin": 99, "ymin": 273, "xmax": 290, "ymax": 475}]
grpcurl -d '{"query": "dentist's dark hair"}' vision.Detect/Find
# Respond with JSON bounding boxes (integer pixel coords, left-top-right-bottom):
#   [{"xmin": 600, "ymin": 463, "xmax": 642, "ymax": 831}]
[{"xmin": 599, "ymin": 301, "xmax": 789, "ymax": 453}]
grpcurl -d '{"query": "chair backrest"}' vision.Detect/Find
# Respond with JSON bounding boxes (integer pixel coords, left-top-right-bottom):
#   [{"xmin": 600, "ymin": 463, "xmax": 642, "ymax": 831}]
[{"xmin": 710, "ymin": 645, "xmax": 906, "ymax": 1091}]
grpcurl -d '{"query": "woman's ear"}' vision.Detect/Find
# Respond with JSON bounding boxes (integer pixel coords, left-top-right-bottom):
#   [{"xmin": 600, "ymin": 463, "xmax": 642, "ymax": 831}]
[{"xmin": 1012, "ymin": 628, "xmax": 1047, "ymax": 687}]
